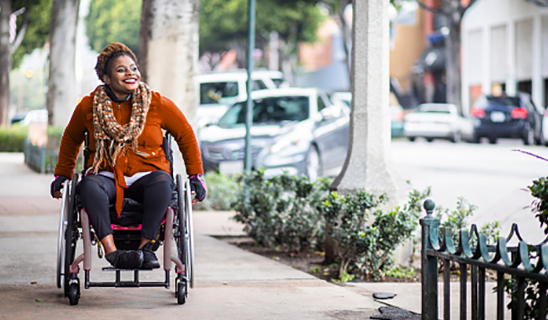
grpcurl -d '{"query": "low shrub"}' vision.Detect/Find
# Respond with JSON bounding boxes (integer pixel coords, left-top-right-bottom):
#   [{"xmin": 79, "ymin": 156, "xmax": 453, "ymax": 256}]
[
  {"xmin": 435, "ymin": 197, "xmax": 500, "ymax": 246},
  {"xmin": 319, "ymin": 188, "xmax": 429, "ymax": 280},
  {"xmin": 47, "ymin": 126, "xmax": 65, "ymax": 149},
  {"xmin": 499, "ymin": 176, "xmax": 548, "ymax": 319},
  {"xmin": 503, "ymin": 278, "xmax": 542, "ymax": 320},
  {"xmin": 528, "ymin": 177, "xmax": 548, "ymax": 233},
  {"xmin": 232, "ymin": 169, "xmax": 331, "ymax": 252},
  {"xmin": 0, "ymin": 126, "xmax": 28, "ymax": 152},
  {"xmin": 193, "ymin": 172, "xmax": 239, "ymax": 211}
]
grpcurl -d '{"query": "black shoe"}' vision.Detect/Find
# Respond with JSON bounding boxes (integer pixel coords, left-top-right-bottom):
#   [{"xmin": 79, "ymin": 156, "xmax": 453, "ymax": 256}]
[
  {"xmin": 141, "ymin": 242, "xmax": 160, "ymax": 269},
  {"xmin": 106, "ymin": 250, "xmax": 144, "ymax": 269}
]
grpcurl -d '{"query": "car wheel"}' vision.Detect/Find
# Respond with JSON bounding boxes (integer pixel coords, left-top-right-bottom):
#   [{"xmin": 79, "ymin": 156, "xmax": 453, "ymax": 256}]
[
  {"xmin": 523, "ymin": 126, "xmax": 534, "ymax": 145},
  {"xmin": 471, "ymin": 134, "xmax": 481, "ymax": 144},
  {"xmin": 426, "ymin": 138, "xmax": 433, "ymax": 143},
  {"xmin": 536, "ymin": 130, "xmax": 545, "ymax": 146},
  {"xmin": 407, "ymin": 137, "xmax": 416, "ymax": 142},
  {"xmin": 306, "ymin": 147, "xmax": 321, "ymax": 182},
  {"xmin": 488, "ymin": 137, "xmax": 497, "ymax": 144},
  {"xmin": 451, "ymin": 132, "xmax": 462, "ymax": 143}
]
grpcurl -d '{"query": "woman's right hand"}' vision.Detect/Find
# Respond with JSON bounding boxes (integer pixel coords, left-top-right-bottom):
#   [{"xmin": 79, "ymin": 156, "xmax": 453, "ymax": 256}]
[{"xmin": 50, "ymin": 176, "xmax": 70, "ymax": 199}]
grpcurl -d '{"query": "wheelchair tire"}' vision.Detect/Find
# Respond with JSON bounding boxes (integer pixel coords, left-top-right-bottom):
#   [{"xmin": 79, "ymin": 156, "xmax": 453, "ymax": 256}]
[
  {"xmin": 175, "ymin": 175, "xmax": 194, "ymax": 288},
  {"xmin": 184, "ymin": 180, "xmax": 195, "ymax": 288},
  {"xmin": 68, "ymin": 280, "xmax": 80, "ymax": 306},
  {"xmin": 177, "ymin": 280, "xmax": 187, "ymax": 305},
  {"xmin": 56, "ymin": 182, "xmax": 70, "ymax": 289},
  {"xmin": 175, "ymin": 176, "xmax": 189, "ymax": 276},
  {"xmin": 64, "ymin": 173, "xmax": 79, "ymax": 297}
]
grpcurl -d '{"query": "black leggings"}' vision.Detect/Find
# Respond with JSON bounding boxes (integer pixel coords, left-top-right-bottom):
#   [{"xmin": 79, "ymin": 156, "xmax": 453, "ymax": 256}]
[{"xmin": 78, "ymin": 171, "xmax": 174, "ymax": 240}]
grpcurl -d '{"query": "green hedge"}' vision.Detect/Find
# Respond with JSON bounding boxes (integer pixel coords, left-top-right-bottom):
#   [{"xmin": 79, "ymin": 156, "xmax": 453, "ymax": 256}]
[
  {"xmin": 0, "ymin": 125, "xmax": 65, "ymax": 153},
  {"xmin": 193, "ymin": 172, "xmax": 240, "ymax": 211},
  {"xmin": 0, "ymin": 126, "xmax": 28, "ymax": 152}
]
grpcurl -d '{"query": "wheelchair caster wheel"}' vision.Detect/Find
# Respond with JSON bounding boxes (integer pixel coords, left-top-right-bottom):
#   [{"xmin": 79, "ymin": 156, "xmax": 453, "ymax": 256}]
[
  {"xmin": 177, "ymin": 281, "xmax": 187, "ymax": 305},
  {"xmin": 68, "ymin": 281, "xmax": 80, "ymax": 305}
]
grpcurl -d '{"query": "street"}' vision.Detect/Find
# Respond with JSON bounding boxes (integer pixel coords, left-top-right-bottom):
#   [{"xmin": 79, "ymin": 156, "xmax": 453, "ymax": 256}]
[{"xmin": 391, "ymin": 138, "xmax": 548, "ymax": 244}]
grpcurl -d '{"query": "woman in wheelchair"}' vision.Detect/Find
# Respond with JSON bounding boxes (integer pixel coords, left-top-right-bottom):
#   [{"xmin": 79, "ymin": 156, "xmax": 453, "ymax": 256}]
[{"xmin": 50, "ymin": 42, "xmax": 206, "ymax": 270}]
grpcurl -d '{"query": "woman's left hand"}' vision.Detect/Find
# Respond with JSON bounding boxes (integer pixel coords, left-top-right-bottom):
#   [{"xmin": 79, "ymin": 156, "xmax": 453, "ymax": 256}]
[{"xmin": 188, "ymin": 174, "xmax": 207, "ymax": 202}]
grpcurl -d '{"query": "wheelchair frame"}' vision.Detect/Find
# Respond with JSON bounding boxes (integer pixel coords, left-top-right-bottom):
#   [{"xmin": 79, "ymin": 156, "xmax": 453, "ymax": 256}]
[{"xmin": 56, "ymin": 133, "xmax": 195, "ymax": 305}]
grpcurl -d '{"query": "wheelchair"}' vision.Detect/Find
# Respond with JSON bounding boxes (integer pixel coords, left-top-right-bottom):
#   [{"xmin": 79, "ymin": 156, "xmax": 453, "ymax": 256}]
[{"xmin": 56, "ymin": 132, "xmax": 195, "ymax": 305}]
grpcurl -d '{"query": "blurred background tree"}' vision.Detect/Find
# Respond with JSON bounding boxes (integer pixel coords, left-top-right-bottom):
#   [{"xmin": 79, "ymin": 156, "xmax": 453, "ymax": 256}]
[
  {"xmin": 85, "ymin": 0, "xmax": 141, "ymax": 56},
  {"xmin": 47, "ymin": 0, "xmax": 79, "ymax": 126},
  {"xmin": 84, "ymin": 0, "xmax": 325, "ymax": 84},
  {"xmin": 199, "ymin": 0, "xmax": 324, "ymax": 70},
  {"xmin": 416, "ymin": 0, "xmax": 478, "ymax": 114},
  {"xmin": 11, "ymin": 0, "xmax": 51, "ymax": 68},
  {"xmin": 0, "ymin": 0, "xmax": 51, "ymax": 126}
]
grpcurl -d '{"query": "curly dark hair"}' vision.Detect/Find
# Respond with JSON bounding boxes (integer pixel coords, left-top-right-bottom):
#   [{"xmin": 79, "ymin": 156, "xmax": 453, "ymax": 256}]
[{"xmin": 95, "ymin": 42, "xmax": 139, "ymax": 82}]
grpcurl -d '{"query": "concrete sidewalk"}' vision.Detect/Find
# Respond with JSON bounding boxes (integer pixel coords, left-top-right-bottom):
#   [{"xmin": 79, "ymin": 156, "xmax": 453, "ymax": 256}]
[{"xmin": 0, "ymin": 153, "xmax": 392, "ymax": 319}]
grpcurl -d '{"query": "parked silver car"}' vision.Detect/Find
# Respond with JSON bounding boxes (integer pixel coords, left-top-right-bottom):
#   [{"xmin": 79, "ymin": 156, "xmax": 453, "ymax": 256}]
[
  {"xmin": 403, "ymin": 103, "xmax": 475, "ymax": 143},
  {"xmin": 198, "ymin": 88, "xmax": 349, "ymax": 181},
  {"xmin": 196, "ymin": 70, "xmax": 287, "ymax": 128}
]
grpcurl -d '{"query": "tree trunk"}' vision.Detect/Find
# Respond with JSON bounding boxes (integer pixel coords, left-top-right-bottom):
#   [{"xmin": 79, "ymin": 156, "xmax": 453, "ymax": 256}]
[
  {"xmin": 325, "ymin": 0, "xmax": 404, "ymax": 265},
  {"xmin": 330, "ymin": 0, "xmax": 403, "ymax": 200},
  {"xmin": 140, "ymin": 0, "xmax": 199, "ymax": 176},
  {"xmin": 0, "ymin": 0, "xmax": 12, "ymax": 126},
  {"xmin": 142, "ymin": 0, "xmax": 198, "ymax": 122},
  {"xmin": 445, "ymin": 17, "xmax": 462, "ymax": 114},
  {"xmin": 138, "ymin": 0, "xmax": 152, "ymax": 83},
  {"xmin": 47, "ymin": 0, "xmax": 80, "ymax": 127}
]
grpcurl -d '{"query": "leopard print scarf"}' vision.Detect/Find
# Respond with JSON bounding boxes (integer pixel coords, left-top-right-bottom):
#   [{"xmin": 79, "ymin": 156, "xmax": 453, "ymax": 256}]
[{"xmin": 88, "ymin": 82, "xmax": 151, "ymax": 174}]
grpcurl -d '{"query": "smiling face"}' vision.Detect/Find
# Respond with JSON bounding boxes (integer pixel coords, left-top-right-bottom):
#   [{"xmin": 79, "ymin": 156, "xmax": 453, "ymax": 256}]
[{"xmin": 103, "ymin": 54, "xmax": 141, "ymax": 99}]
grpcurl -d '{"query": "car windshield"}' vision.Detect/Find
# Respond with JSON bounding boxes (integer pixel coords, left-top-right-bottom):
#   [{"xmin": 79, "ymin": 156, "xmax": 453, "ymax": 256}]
[
  {"xmin": 200, "ymin": 81, "xmax": 239, "ymax": 104},
  {"xmin": 475, "ymin": 96, "xmax": 521, "ymax": 109},
  {"xmin": 218, "ymin": 96, "xmax": 310, "ymax": 128}
]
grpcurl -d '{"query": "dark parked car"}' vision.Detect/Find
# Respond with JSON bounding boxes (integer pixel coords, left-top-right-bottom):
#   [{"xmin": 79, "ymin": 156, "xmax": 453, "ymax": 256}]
[
  {"xmin": 470, "ymin": 92, "xmax": 545, "ymax": 145},
  {"xmin": 198, "ymin": 88, "xmax": 349, "ymax": 181}
]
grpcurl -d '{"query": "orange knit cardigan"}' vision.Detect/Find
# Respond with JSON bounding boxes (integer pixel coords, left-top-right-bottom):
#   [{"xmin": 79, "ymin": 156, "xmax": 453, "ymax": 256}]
[{"xmin": 54, "ymin": 86, "xmax": 204, "ymax": 214}]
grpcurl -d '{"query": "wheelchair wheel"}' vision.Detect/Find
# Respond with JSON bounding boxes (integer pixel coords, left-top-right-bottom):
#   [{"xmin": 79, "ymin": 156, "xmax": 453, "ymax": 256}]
[
  {"xmin": 175, "ymin": 175, "xmax": 194, "ymax": 288},
  {"xmin": 56, "ymin": 182, "xmax": 70, "ymax": 288},
  {"xmin": 67, "ymin": 277, "xmax": 80, "ymax": 305},
  {"xmin": 64, "ymin": 173, "xmax": 79, "ymax": 297},
  {"xmin": 177, "ymin": 280, "xmax": 187, "ymax": 305},
  {"xmin": 184, "ymin": 179, "xmax": 195, "ymax": 288}
]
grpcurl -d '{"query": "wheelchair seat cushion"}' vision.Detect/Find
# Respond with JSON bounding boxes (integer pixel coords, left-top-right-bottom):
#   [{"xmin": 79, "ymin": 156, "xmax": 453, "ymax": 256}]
[
  {"xmin": 110, "ymin": 198, "xmax": 144, "ymax": 227},
  {"xmin": 110, "ymin": 189, "xmax": 178, "ymax": 227}
]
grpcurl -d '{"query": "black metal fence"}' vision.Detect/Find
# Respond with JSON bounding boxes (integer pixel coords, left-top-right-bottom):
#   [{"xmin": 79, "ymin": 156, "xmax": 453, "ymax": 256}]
[
  {"xmin": 421, "ymin": 199, "xmax": 548, "ymax": 320},
  {"xmin": 24, "ymin": 140, "xmax": 48, "ymax": 173},
  {"xmin": 23, "ymin": 140, "xmax": 83, "ymax": 174}
]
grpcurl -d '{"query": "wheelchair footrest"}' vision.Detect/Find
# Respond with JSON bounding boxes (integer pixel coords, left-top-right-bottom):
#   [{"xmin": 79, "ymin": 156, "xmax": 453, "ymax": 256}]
[
  {"xmin": 101, "ymin": 266, "xmax": 155, "ymax": 271},
  {"xmin": 84, "ymin": 269, "xmax": 171, "ymax": 289}
]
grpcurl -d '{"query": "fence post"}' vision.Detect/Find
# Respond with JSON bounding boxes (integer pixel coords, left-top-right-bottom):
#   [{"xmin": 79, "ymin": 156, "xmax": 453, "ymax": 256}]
[
  {"xmin": 421, "ymin": 199, "xmax": 439, "ymax": 320},
  {"xmin": 40, "ymin": 145, "xmax": 46, "ymax": 174}
]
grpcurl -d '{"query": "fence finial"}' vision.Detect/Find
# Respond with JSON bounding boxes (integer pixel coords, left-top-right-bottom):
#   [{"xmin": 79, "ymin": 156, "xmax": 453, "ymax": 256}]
[{"xmin": 423, "ymin": 199, "xmax": 435, "ymax": 216}]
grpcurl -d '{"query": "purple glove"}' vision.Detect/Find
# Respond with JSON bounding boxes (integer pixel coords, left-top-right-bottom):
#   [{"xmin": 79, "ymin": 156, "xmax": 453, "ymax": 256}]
[
  {"xmin": 188, "ymin": 174, "xmax": 207, "ymax": 201},
  {"xmin": 50, "ymin": 175, "xmax": 70, "ymax": 198}
]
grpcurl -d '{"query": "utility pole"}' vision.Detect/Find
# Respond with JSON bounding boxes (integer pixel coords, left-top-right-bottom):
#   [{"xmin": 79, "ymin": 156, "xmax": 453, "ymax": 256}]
[{"xmin": 244, "ymin": 0, "xmax": 255, "ymax": 173}]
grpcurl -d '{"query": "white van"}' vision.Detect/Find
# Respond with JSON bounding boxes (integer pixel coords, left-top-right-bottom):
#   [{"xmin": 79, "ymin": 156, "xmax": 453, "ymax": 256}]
[{"xmin": 195, "ymin": 69, "xmax": 287, "ymax": 127}]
